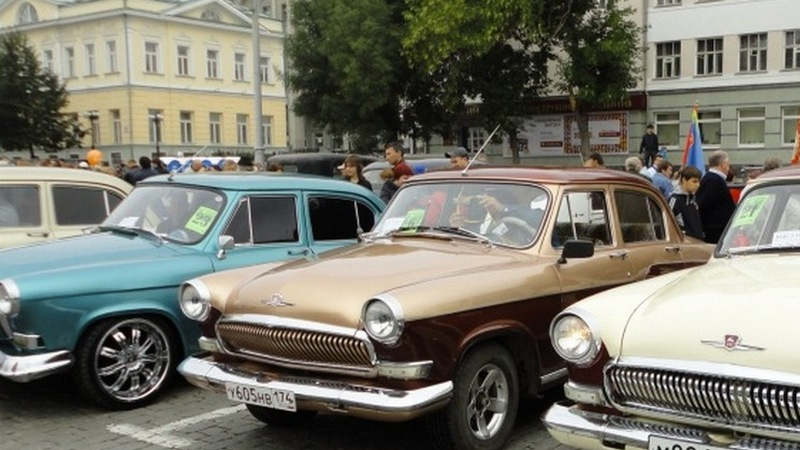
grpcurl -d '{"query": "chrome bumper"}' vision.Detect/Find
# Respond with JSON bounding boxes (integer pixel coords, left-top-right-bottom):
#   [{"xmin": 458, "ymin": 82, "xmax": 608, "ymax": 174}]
[
  {"xmin": 179, "ymin": 356, "xmax": 453, "ymax": 422},
  {"xmin": 543, "ymin": 401, "xmax": 800, "ymax": 450},
  {"xmin": 0, "ymin": 348, "xmax": 74, "ymax": 382}
]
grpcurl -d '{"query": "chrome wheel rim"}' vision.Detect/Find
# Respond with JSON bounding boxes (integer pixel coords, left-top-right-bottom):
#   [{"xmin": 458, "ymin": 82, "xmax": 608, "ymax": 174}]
[
  {"xmin": 93, "ymin": 318, "xmax": 171, "ymax": 402},
  {"xmin": 465, "ymin": 362, "xmax": 509, "ymax": 440}
]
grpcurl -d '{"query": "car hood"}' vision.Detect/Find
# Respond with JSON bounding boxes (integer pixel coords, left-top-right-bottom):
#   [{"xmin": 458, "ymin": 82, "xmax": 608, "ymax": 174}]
[
  {"xmin": 618, "ymin": 255, "xmax": 800, "ymax": 373},
  {"xmin": 0, "ymin": 231, "xmax": 211, "ymax": 299},
  {"xmin": 223, "ymin": 238, "xmax": 546, "ymax": 328}
]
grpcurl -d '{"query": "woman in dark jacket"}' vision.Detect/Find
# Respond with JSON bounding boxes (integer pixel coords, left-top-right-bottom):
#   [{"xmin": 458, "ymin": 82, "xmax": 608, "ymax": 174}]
[{"xmin": 340, "ymin": 154, "xmax": 373, "ymax": 191}]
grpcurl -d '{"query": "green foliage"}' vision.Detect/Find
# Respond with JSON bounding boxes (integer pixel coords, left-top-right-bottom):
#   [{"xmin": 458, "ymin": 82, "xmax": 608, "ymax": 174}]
[
  {"xmin": 287, "ymin": 0, "xmax": 403, "ymax": 143},
  {"xmin": 0, "ymin": 32, "xmax": 73, "ymax": 156}
]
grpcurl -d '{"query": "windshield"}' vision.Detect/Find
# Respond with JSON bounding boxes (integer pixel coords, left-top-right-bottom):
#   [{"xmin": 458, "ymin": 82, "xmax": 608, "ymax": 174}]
[
  {"xmin": 102, "ymin": 185, "xmax": 226, "ymax": 244},
  {"xmin": 371, "ymin": 182, "xmax": 548, "ymax": 247},
  {"xmin": 718, "ymin": 184, "xmax": 800, "ymax": 255}
]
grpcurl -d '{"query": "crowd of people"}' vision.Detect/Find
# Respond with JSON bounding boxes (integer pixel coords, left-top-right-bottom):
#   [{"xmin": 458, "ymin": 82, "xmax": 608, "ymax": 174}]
[{"xmin": 1, "ymin": 139, "xmax": 788, "ymax": 245}]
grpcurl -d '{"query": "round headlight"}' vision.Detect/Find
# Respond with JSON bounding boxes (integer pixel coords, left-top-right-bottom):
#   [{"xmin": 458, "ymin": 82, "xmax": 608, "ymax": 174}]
[
  {"xmin": 179, "ymin": 280, "xmax": 211, "ymax": 322},
  {"xmin": 550, "ymin": 313, "xmax": 600, "ymax": 366},
  {"xmin": 362, "ymin": 296, "xmax": 404, "ymax": 345},
  {"xmin": 0, "ymin": 279, "xmax": 20, "ymax": 317}
]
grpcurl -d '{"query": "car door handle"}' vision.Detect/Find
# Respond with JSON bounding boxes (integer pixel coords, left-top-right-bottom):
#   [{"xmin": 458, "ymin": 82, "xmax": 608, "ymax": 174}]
[
  {"xmin": 609, "ymin": 251, "xmax": 628, "ymax": 260},
  {"xmin": 665, "ymin": 246, "xmax": 681, "ymax": 254},
  {"xmin": 287, "ymin": 249, "xmax": 309, "ymax": 256},
  {"xmin": 27, "ymin": 232, "xmax": 49, "ymax": 238}
]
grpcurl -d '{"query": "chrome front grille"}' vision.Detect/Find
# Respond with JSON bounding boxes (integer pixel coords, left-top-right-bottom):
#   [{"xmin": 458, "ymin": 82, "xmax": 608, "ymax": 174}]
[
  {"xmin": 606, "ymin": 365, "xmax": 800, "ymax": 432},
  {"xmin": 216, "ymin": 320, "xmax": 375, "ymax": 372}
]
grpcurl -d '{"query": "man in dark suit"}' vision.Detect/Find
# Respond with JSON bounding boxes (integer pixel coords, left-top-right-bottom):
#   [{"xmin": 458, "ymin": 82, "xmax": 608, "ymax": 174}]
[{"xmin": 696, "ymin": 150, "xmax": 735, "ymax": 244}]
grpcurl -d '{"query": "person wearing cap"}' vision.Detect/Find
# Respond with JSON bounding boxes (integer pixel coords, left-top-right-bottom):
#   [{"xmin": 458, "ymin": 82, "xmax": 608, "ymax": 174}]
[
  {"xmin": 339, "ymin": 154, "xmax": 372, "ymax": 190},
  {"xmin": 639, "ymin": 124, "xmax": 660, "ymax": 168},
  {"xmin": 446, "ymin": 147, "xmax": 469, "ymax": 169},
  {"xmin": 645, "ymin": 147, "xmax": 668, "ymax": 178}
]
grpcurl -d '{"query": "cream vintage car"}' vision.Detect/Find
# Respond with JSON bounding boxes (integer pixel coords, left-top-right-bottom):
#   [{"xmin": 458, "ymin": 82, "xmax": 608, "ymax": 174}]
[
  {"xmin": 543, "ymin": 165, "xmax": 800, "ymax": 450},
  {"xmin": 177, "ymin": 167, "xmax": 712, "ymax": 450}
]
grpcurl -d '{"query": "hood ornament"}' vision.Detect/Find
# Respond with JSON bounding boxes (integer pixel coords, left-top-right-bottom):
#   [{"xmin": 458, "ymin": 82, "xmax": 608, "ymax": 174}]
[
  {"xmin": 262, "ymin": 293, "xmax": 294, "ymax": 307},
  {"xmin": 701, "ymin": 334, "xmax": 764, "ymax": 352}
]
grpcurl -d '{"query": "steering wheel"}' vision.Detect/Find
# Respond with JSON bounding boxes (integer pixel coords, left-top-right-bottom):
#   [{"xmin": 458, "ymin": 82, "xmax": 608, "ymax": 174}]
[{"xmin": 497, "ymin": 216, "xmax": 537, "ymax": 246}]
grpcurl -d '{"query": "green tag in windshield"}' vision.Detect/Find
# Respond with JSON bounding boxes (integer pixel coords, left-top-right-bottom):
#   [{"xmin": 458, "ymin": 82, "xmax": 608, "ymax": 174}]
[
  {"xmin": 399, "ymin": 209, "xmax": 425, "ymax": 230},
  {"xmin": 731, "ymin": 194, "xmax": 767, "ymax": 227},
  {"xmin": 185, "ymin": 206, "xmax": 218, "ymax": 234}
]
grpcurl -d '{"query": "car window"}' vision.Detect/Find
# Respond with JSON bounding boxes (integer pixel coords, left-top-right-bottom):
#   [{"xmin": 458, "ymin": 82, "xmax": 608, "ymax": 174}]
[
  {"xmin": 53, "ymin": 185, "xmax": 116, "ymax": 225},
  {"xmin": 0, "ymin": 185, "xmax": 39, "ymax": 227},
  {"xmin": 308, "ymin": 196, "xmax": 376, "ymax": 240},
  {"xmin": 552, "ymin": 191, "xmax": 611, "ymax": 248},
  {"xmin": 224, "ymin": 196, "xmax": 299, "ymax": 245},
  {"xmin": 615, "ymin": 190, "xmax": 666, "ymax": 243},
  {"xmin": 718, "ymin": 185, "xmax": 800, "ymax": 253}
]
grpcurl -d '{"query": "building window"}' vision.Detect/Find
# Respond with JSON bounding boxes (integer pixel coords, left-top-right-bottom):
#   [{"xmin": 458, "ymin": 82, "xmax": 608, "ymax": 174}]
[
  {"xmin": 85, "ymin": 43, "xmax": 96, "ymax": 76},
  {"xmin": 260, "ymin": 56, "xmax": 271, "ymax": 83},
  {"xmin": 655, "ymin": 112, "xmax": 680, "ymax": 147},
  {"xmin": 16, "ymin": 2, "xmax": 39, "ymax": 24},
  {"xmin": 177, "ymin": 45, "xmax": 190, "ymax": 76},
  {"xmin": 237, "ymin": 114, "xmax": 248, "ymax": 144},
  {"xmin": 782, "ymin": 106, "xmax": 800, "ymax": 146},
  {"xmin": 467, "ymin": 128, "xmax": 486, "ymax": 152},
  {"xmin": 738, "ymin": 108, "xmax": 765, "ymax": 146},
  {"xmin": 106, "ymin": 40, "xmax": 118, "ymax": 73},
  {"xmin": 698, "ymin": 110, "xmax": 721, "ymax": 146},
  {"xmin": 148, "ymin": 108, "xmax": 163, "ymax": 143},
  {"xmin": 696, "ymin": 38, "xmax": 722, "ymax": 76},
  {"xmin": 111, "ymin": 109, "xmax": 122, "ymax": 144},
  {"xmin": 64, "ymin": 47, "xmax": 76, "ymax": 78},
  {"xmin": 656, "ymin": 0, "xmax": 680, "ymax": 5},
  {"xmin": 739, "ymin": 33, "xmax": 767, "ymax": 72},
  {"xmin": 234, "ymin": 53, "xmax": 246, "ymax": 81},
  {"xmin": 206, "ymin": 49, "xmax": 219, "ymax": 78},
  {"xmin": 656, "ymin": 42, "xmax": 681, "ymax": 79},
  {"xmin": 786, "ymin": 30, "xmax": 800, "ymax": 70},
  {"xmin": 145, "ymin": 42, "xmax": 159, "ymax": 73},
  {"xmin": 42, "ymin": 49, "xmax": 53, "ymax": 73},
  {"xmin": 209, "ymin": 112, "xmax": 222, "ymax": 144},
  {"xmin": 261, "ymin": 116, "xmax": 272, "ymax": 146},
  {"xmin": 180, "ymin": 111, "xmax": 193, "ymax": 144}
]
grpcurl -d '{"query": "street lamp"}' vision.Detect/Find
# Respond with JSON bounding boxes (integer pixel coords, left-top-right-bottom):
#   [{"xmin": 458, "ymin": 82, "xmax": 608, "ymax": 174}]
[
  {"xmin": 149, "ymin": 113, "xmax": 163, "ymax": 158},
  {"xmin": 84, "ymin": 110, "xmax": 99, "ymax": 149}
]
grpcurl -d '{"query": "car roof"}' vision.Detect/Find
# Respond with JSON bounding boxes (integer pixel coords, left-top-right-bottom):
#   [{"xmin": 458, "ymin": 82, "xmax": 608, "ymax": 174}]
[
  {"xmin": 0, "ymin": 166, "xmax": 133, "ymax": 192},
  {"xmin": 747, "ymin": 165, "xmax": 800, "ymax": 182},
  {"xmin": 138, "ymin": 171, "xmax": 384, "ymax": 197},
  {"xmin": 406, "ymin": 166, "xmax": 654, "ymax": 186}
]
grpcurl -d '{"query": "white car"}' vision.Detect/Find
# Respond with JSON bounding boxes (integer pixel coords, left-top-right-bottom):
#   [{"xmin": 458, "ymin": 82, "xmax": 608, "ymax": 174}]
[
  {"xmin": 542, "ymin": 165, "xmax": 800, "ymax": 450},
  {"xmin": 0, "ymin": 167, "xmax": 131, "ymax": 248}
]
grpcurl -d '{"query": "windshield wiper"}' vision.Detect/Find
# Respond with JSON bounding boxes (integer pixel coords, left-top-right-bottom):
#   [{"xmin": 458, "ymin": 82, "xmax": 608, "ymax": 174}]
[
  {"xmin": 98, "ymin": 225, "xmax": 164, "ymax": 244},
  {"xmin": 726, "ymin": 244, "xmax": 800, "ymax": 257}
]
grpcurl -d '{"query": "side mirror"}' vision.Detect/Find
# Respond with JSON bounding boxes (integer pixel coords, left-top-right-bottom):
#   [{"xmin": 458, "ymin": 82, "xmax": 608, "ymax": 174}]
[
  {"xmin": 216, "ymin": 235, "xmax": 235, "ymax": 259},
  {"xmin": 558, "ymin": 239, "xmax": 595, "ymax": 264}
]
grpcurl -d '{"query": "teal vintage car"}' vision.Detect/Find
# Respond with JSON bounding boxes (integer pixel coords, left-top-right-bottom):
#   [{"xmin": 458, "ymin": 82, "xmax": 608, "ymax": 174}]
[{"xmin": 0, "ymin": 172, "xmax": 383, "ymax": 409}]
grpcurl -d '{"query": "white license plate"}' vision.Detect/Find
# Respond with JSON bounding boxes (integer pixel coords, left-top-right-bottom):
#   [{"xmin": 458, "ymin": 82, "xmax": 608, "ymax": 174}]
[
  {"xmin": 649, "ymin": 436, "xmax": 727, "ymax": 450},
  {"xmin": 225, "ymin": 382, "xmax": 296, "ymax": 412}
]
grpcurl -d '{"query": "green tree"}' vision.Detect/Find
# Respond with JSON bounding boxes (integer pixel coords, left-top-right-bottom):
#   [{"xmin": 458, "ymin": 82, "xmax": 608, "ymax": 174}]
[
  {"xmin": 403, "ymin": 0, "xmax": 641, "ymax": 161},
  {"xmin": 286, "ymin": 0, "xmax": 403, "ymax": 147},
  {"xmin": 0, "ymin": 32, "xmax": 74, "ymax": 159},
  {"xmin": 556, "ymin": 2, "xmax": 642, "ymax": 159}
]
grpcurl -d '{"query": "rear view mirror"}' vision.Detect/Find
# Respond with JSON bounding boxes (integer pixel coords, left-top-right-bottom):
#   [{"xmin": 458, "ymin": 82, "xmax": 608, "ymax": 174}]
[
  {"xmin": 216, "ymin": 235, "xmax": 235, "ymax": 259},
  {"xmin": 558, "ymin": 239, "xmax": 594, "ymax": 264}
]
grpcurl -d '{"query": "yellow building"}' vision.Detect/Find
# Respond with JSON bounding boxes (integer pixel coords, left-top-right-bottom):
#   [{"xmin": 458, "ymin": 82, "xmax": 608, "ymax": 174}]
[{"xmin": 0, "ymin": 0, "xmax": 287, "ymax": 166}]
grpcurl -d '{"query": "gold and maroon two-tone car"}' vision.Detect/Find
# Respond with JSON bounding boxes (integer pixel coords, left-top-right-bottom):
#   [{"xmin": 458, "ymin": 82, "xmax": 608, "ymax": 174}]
[{"xmin": 176, "ymin": 167, "xmax": 713, "ymax": 450}]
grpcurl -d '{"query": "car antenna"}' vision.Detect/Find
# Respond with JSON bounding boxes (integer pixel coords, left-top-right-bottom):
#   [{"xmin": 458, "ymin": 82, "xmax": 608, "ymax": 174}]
[{"xmin": 462, "ymin": 124, "xmax": 501, "ymax": 176}]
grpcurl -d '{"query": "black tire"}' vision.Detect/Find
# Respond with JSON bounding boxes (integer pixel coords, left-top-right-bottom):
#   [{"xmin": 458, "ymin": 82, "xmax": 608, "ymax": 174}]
[
  {"xmin": 428, "ymin": 345, "xmax": 519, "ymax": 450},
  {"xmin": 73, "ymin": 316, "xmax": 176, "ymax": 410},
  {"xmin": 246, "ymin": 404, "xmax": 317, "ymax": 427}
]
